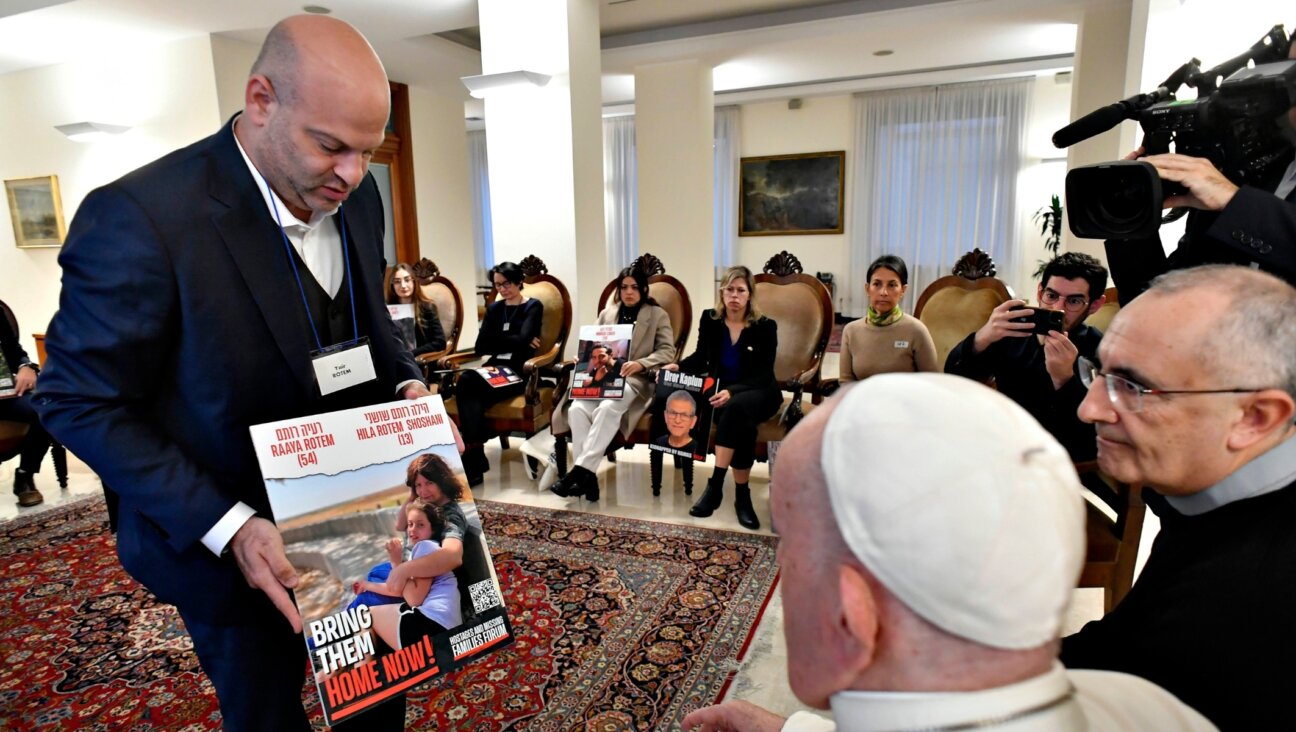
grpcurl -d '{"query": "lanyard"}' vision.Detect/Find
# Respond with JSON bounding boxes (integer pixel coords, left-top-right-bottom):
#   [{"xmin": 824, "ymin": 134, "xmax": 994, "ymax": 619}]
[{"xmin": 259, "ymin": 175, "xmax": 359, "ymax": 352}]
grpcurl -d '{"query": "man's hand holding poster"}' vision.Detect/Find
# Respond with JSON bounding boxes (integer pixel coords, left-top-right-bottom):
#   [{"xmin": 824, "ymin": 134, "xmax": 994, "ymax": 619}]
[{"xmin": 249, "ymin": 396, "xmax": 514, "ymax": 727}]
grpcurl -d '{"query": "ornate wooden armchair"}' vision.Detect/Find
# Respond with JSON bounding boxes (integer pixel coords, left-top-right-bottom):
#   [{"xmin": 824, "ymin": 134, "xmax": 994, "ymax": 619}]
[
  {"xmin": 548, "ymin": 253, "xmax": 694, "ymax": 492},
  {"xmin": 913, "ymin": 249, "xmax": 1015, "ymax": 370},
  {"xmin": 1075, "ymin": 460, "xmax": 1145, "ymax": 613},
  {"xmin": 751, "ymin": 251, "xmax": 835, "ymax": 462},
  {"xmin": 411, "ymin": 258, "xmax": 464, "ymax": 374},
  {"xmin": 1086, "ymin": 286, "xmax": 1120, "ymax": 334},
  {"xmin": 0, "ymin": 300, "xmax": 67, "ymax": 489},
  {"xmin": 441, "ymin": 255, "xmax": 573, "ymax": 449}
]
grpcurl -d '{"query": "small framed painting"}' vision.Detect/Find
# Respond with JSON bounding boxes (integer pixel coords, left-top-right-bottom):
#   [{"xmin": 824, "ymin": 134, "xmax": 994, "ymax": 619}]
[{"xmin": 5, "ymin": 175, "xmax": 67, "ymax": 248}]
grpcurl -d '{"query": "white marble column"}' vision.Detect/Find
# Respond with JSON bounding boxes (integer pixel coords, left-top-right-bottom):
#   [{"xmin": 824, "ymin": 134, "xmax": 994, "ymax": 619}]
[
  {"xmin": 478, "ymin": 0, "xmax": 606, "ymax": 328},
  {"xmin": 634, "ymin": 59, "xmax": 715, "ymax": 354}
]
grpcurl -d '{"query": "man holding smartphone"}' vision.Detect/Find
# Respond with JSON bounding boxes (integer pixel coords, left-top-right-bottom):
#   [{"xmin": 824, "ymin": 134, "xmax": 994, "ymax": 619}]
[{"xmin": 946, "ymin": 252, "xmax": 1108, "ymax": 461}]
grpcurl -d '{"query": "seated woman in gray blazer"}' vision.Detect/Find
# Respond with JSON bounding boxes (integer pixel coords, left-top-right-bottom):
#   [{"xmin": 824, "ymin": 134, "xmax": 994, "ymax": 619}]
[{"xmin": 549, "ymin": 265, "xmax": 675, "ymax": 501}]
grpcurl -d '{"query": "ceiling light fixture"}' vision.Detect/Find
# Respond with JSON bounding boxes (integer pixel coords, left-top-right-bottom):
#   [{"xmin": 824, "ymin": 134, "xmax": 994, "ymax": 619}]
[
  {"xmin": 54, "ymin": 122, "xmax": 131, "ymax": 143},
  {"xmin": 460, "ymin": 70, "xmax": 551, "ymax": 99}
]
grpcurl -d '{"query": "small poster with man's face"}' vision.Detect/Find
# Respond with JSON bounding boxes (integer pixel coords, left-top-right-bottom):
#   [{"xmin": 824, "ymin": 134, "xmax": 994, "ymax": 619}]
[
  {"xmin": 570, "ymin": 324, "xmax": 633, "ymax": 400},
  {"xmin": 649, "ymin": 370, "xmax": 718, "ymax": 462}
]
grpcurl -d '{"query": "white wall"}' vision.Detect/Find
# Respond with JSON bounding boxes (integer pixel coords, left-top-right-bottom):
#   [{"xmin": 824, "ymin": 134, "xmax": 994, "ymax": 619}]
[
  {"xmin": 211, "ymin": 35, "xmax": 260, "ymax": 123},
  {"xmin": 407, "ymin": 81, "xmax": 481, "ymax": 347},
  {"xmin": 737, "ymin": 95, "xmax": 853, "ymax": 311},
  {"xmin": 1016, "ymin": 73, "xmax": 1072, "ymax": 297},
  {"xmin": 734, "ymin": 80, "xmax": 1071, "ymax": 312},
  {"xmin": 0, "ymin": 34, "xmax": 222, "ymax": 357}
]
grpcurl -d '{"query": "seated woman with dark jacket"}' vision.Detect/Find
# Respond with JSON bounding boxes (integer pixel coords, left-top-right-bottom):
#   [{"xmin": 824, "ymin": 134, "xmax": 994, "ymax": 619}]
[
  {"xmin": 666, "ymin": 265, "xmax": 780, "ymax": 530},
  {"xmin": 387, "ymin": 262, "xmax": 446, "ymax": 357},
  {"xmin": 454, "ymin": 261, "xmax": 543, "ymax": 485}
]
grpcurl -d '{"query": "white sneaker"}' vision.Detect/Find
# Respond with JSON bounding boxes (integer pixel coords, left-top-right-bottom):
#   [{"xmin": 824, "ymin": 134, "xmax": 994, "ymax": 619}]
[{"xmin": 536, "ymin": 456, "xmax": 557, "ymax": 489}]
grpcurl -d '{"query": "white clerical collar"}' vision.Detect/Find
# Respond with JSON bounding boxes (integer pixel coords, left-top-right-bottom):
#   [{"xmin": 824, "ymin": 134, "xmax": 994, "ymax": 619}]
[
  {"xmin": 1167, "ymin": 431, "xmax": 1296, "ymax": 516},
  {"xmin": 826, "ymin": 663, "xmax": 1076, "ymax": 732},
  {"xmin": 232, "ymin": 115, "xmax": 337, "ymax": 230}
]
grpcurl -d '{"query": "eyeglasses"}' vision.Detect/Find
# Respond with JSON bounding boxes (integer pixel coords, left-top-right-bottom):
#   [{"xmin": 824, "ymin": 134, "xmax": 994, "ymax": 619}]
[
  {"xmin": 1078, "ymin": 357, "xmax": 1266, "ymax": 413},
  {"xmin": 492, "ymin": 279, "xmax": 516, "ymax": 290},
  {"xmin": 1039, "ymin": 288, "xmax": 1090, "ymax": 312},
  {"xmin": 665, "ymin": 410, "xmax": 695, "ymax": 420}
]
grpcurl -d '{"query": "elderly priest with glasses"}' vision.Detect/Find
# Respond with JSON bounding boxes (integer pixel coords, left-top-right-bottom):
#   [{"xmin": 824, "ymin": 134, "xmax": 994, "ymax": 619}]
[
  {"xmin": 945, "ymin": 252, "xmax": 1108, "ymax": 461},
  {"xmin": 1061, "ymin": 265, "xmax": 1296, "ymax": 731}
]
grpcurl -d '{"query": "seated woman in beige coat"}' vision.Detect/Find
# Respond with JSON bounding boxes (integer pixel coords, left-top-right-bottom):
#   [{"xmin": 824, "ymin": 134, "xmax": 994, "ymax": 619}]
[
  {"xmin": 840, "ymin": 254, "xmax": 938, "ymax": 381},
  {"xmin": 549, "ymin": 265, "xmax": 675, "ymax": 501}
]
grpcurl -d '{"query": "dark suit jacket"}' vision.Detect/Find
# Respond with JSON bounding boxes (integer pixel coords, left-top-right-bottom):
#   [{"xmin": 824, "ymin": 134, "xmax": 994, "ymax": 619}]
[
  {"xmin": 677, "ymin": 310, "xmax": 778, "ymax": 396},
  {"xmin": 945, "ymin": 324, "xmax": 1102, "ymax": 462},
  {"xmin": 0, "ymin": 306, "xmax": 33, "ymax": 379},
  {"xmin": 411, "ymin": 303, "xmax": 447, "ymax": 356},
  {"xmin": 35, "ymin": 118, "xmax": 421, "ymax": 623}
]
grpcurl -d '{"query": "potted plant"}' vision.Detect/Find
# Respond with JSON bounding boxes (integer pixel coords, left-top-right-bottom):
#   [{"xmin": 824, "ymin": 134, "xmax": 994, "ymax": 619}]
[{"xmin": 1031, "ymin": 194, "xmax": 1063, "ymax": 279}]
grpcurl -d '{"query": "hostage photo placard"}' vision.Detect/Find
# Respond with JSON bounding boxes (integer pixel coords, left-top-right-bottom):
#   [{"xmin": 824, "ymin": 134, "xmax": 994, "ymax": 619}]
[{"xmin": 249, "ymin": 396, "xmax": 514, "ymax": 726}]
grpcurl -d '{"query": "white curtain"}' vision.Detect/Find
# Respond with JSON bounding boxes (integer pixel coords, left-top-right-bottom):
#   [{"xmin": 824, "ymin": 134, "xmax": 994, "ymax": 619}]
[
  {"xmin": 467, "ymin": 130, "xmax": 494, "ymax": 282},
  {"xmin": 846, "ymin": 77, "xmax": 1033, "ymax": 316},
  {"xmin": 713, "ymin": 106, "xmax": 741, "ymax": 277},
  {"xmin": 603, "ymin": 115, "xmax": 637, "ymax": 273}
]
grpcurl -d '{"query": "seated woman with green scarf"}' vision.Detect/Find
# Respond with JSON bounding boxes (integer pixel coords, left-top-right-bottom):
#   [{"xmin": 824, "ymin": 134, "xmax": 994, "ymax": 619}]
[{"xmin": 840, "ymin": 255, "xmax": 938, "ymax": 381}]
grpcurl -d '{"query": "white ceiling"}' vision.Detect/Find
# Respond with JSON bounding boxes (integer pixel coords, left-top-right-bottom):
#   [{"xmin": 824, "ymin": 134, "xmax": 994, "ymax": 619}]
[{"xmin": 0, "ymin": 0, "xmax": 1082, "ymax": 110}]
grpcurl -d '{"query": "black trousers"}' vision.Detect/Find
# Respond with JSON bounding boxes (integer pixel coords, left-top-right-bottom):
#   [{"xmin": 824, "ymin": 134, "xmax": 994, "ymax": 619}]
[
  {"xmin": 0, "ymin": 392, "xmax": 52, "ymax": 475},
  {"xmin": 713, "ymin": 388, "xmax": 782, "ymax": 470},
  {"xmin": 453, "ymin": 369, "xmax": 526, "ymax": 444}
]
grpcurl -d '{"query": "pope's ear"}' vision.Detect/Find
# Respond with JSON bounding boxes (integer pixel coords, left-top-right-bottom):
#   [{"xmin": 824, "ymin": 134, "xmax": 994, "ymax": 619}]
[{"xmin": 838, "ymin": 564, "xmax": 879, "ymax": 672}]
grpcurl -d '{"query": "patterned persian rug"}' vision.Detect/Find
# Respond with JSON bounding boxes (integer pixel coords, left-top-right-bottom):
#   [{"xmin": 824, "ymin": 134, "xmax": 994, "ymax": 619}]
[{"xmin": 0, "ymin": 497, "xmax": 780, "ymax": 730}]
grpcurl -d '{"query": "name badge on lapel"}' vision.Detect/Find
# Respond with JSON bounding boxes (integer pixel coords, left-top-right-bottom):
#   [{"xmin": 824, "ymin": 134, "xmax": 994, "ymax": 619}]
[
  {"xmin": 894, "ymin": 340, "xmax": 910, "ymax": 349},
  {"xmin": 311, "ymin": 337, "xmax": 377, "ymax": 396}
]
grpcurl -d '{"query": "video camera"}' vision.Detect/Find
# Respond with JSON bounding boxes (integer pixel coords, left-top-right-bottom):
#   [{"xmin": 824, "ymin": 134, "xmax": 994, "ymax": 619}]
[{"xmin": 1057, "ymin": 25, "xmax": 1296, "ymax": 239}]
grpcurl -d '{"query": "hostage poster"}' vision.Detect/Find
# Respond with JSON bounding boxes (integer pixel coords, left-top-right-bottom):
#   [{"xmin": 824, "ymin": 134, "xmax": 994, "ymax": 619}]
[{"xmin": 249, "ymin": 396, "xmax": 514, "ymax": 726}]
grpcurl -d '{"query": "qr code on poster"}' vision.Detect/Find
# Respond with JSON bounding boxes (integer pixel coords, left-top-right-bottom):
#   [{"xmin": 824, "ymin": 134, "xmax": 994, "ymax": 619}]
[{"xmin": 469, "ymin": 579, "xmax": 500, "ymax": 614}]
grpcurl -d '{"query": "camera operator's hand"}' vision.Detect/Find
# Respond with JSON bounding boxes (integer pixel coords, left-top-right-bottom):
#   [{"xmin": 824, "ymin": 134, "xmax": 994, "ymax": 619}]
[
  {"xmin": 1041, "ymin": 330, "xmax": 1079, "ymax": 390},
  {"xmin": 972, "ymin": 299, "xmax": 1035, "ymax": 353},
  {"xmin": 1141, "ymin": 153, "xmax": 1239, "ymax": 211}
]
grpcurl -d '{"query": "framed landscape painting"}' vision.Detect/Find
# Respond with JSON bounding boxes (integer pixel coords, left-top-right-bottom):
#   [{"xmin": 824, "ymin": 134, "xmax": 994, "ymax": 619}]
[
  {"xmin": 740, "ymin": 151, "xmax": 844, "ymax": 236},
  {"xmin": 5, "ymin": 175, "xmax": 66, "ymax": 248}
]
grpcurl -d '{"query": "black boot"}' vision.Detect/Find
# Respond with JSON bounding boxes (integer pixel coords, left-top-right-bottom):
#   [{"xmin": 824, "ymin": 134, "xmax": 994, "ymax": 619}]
[
  {"xmin": 14, "ymin": 469, "xmax": 43, "ymax": 507},
  {"xmin": 689, "ymin": 472, "xmax": 726, "ymax": 518},
  {"xmin": 734, "ymin": 483, "xmax": 760, "ymax": 530}
]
